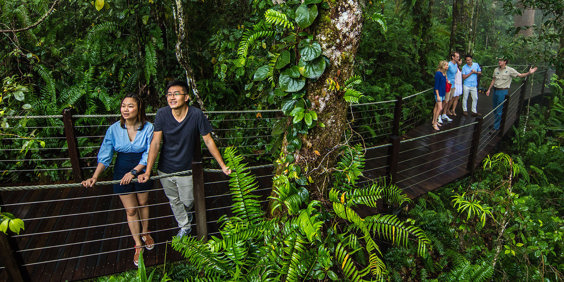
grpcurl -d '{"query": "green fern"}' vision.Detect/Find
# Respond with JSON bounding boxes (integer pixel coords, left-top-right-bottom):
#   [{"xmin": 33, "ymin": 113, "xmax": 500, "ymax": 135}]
[
  {"xmin": 224, "ymin": 147, "xmax": 265, "ymax": 225},
  {"xmin": 144, "ymin": 43, "xmax": 157, "ymax": 83},
  {"xmin": 270, "ymin": 174, "xmax": 309, "ymax": 215},
  {"xmin": 171, "ymin": 236, "xmax": 231, "ymax": 279},
  {"xmin": 334, "ymin": 243, "xmax": 371, "ymax": 282},
  {"xmin": 265, "ymin": 9, "xmax": 295, "ymax": 29},
  {"xmin": 364, "ymin": 214, "xmax": 431, "ymax": 257},
  {"xmin": 334, "ymin": 144, "xmax": 366, "ymax": 187},
  {"xmin": 237, "ymin": 29, "xmax": 275, "ymax": 62}
]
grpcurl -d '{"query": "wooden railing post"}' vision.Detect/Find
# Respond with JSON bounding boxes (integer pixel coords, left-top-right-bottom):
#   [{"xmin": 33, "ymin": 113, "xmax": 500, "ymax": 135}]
[
  {"xmin": 515, "ymin": 76, "xmax": 529, "ymax": 128},
  {"xmin": 540, "ymin": 68, "xmax": 547, "ymax": 96},
  {"xmin": 392, "ymin": 95, "xmax": 403, "ymax": 136},
  {"xmin": 62, "ymin": 108, "xmax": 83, "ymax": 182},
  {"xmin": 467, "ymin": 117, "xmax": 483, "ymax": 174},
  {"xmin": 500, "ymin": 95, "xmax": 511, "ymax": 135},
  {"xmin": 192, "ymin": 137, "xmax": 207, "ymax": 240},
  {"xmin": 387, "ymin": 135, "xmax": 400, "ymax": 184}
]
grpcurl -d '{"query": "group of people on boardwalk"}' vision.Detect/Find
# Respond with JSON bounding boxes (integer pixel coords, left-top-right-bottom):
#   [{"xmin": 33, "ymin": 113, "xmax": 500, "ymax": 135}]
[
  {"xmin": 81, "ymin": 80, "xmax": 231, "ymax": 266},
  {"xmin": 433, "ymin": 52, "xmax": 537, "ymax": 131}
]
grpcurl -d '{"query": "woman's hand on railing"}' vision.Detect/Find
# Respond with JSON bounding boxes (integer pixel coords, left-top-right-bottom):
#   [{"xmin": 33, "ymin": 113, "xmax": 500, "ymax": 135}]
[
  {"xmin": 120, "ymin": 173, "xmax": 134, "ymax": 185},
  {"xmin": 81, "ymin": 177, "xmax": 97, "ymax": 188}
]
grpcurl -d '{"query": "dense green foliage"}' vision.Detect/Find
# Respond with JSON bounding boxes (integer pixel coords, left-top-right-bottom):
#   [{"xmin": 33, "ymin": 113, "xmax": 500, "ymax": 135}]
[
  {"xmin": 383, "ymin": 85, "xmax": 563, "ymax": 281},
  {"xmin": 167, "ymin": 145, "xmax": 429, "ymax": 281}
]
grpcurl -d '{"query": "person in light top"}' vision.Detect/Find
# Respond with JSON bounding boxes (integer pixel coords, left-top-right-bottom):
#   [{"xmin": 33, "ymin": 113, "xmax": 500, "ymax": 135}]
[{"xmin": 82, "ymin": 93, "xmax": 154, "ymax": 267}]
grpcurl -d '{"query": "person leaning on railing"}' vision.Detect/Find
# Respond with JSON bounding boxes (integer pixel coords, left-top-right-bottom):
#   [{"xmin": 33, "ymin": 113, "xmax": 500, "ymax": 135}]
[
  {"xmin": 81, "ymin": 93, "xmax": 155, "ymax": 267},
  {"xmin": 138, "ymin": 80, "xmax": 231, "ymax": 240},
  {"xmin": 485, "ymin": 56, "xmax": 537, "ymax": 130}
]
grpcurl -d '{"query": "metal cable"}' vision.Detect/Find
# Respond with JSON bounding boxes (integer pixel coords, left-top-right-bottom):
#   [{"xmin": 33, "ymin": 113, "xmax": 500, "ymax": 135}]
[
  {"xmin": 0, "ymin": 170, "xmax": 192, "ymax": 192},
  {"xmin": 403, "ymin": 88, "xmax": 433, "ymax": 100},
  {"xmin": 400, "ymin": 158, "xmax": 467, "ymax": 190},
  {"xmin": 399, "ymin": 131, "xmax": 473, "ymax": 156},
  {"xmin": 2, "ymin": 187, "xmax": 166, "ymax": 207},
  {"xmin": 351, "ymin": 99, "xmax": 397, "ymax": 107},
  {"xmin": 17, "ymin": 226, "xmax": 180, "ymax": 253},
  {"xmin": 13, "ymin": 213, "xmax": 177, "ymax": 238},
  {"xmin": 399, "ymin": 122, "xmax": 478, "ymax": 144},
  {"xmin": 397, "ymin": 154, "xmax": 468, "ymax": 185},
  {"xmin": 397, "ymin": 145, "xmax": 471, "ymax": 174},
  {"xmin": 22, "ymin": 201, "xmax": 171, "ymax": 222},
  {"xmin": 0, "ymin": 157, "xmax": 70, "ymax": 162}
]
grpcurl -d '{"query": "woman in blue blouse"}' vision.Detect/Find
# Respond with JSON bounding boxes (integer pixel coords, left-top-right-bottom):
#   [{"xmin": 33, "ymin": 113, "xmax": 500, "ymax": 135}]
[
  {"xmin": 82, "ymin": 93, "xmax": 154, "ymax": 267},
  {"xmin": 433, "ymin": 60, "xmax": 448, "ymax": 131}
]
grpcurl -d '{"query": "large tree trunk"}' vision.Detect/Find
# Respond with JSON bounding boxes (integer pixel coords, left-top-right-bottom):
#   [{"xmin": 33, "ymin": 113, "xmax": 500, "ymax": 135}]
[
  {"xmin": 172, "ymin": 0, "xmax": 206, "ymax": 110},
  {"xmin": 291, "ymin": 1, "xmax": 364, "ymax": 198},
  {"xmin": 514, "ymin": 7, "xmax": 535, "ymax": 37}
]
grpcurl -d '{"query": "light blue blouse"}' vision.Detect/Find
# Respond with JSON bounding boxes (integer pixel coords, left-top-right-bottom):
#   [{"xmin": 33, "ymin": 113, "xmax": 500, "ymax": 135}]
[{"xmin": 97, "ymin": 121, "xmax": 154, "ymax": 168}]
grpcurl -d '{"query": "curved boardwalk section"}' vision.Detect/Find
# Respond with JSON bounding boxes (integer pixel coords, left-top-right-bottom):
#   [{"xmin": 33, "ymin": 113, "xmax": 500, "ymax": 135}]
[{"xmin": 0, "ymin": 70, "xmax": 549, "ymax": 281}]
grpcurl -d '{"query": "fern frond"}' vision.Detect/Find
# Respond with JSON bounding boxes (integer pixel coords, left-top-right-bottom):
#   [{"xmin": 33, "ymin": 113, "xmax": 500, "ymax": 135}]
[
  {"xmin": 334, "ymin": 144, "xmax": 365, "ymax": 187},
  {"xmin": 379, "ymin": 182, "xmax": 411, "ymax": 207},
  {"xmin": 364, "ymin": 214, "xmax": 431, "ymax": 257},
  {"xmin": 270, "ymin": 175, "xmax": 309, "ymax": 215},
  {"xmin": 144, "ymin": 43, "xmax": 157, "ymax": 83},
  {"xmin": 334, "ymin": 243, "xmax": 371, "ymax": 282},
  {"xmin": 280, "ymin": 232, "xmax": 307, "ymax": 281},
  {"xmin": 265, "ymin": 9, "xmax": 295, "ymax": 29},
  {"xmin": 345, "ymin": 75, "xmax": 362, "ymax": 87},
  {"xmin": 224, "ymin": 147, "xmax": 265, "ymax": 226},
  {"xmin": 295, "ymin": 200, "xmax": 323, "ymax": 242},
  {"xmin": 34, "ymin": 64, "xmax": 57, "ymax": 105},
  {"xmin": 171, "ymin": 236, "xmax": 231, "ymax": 279},
  {"xmin": 237, "ymin": 29, "xmax": 275, "ymax": 61}
]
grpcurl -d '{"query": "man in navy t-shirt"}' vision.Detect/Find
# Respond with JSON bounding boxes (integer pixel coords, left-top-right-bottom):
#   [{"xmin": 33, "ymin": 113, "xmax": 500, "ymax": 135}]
[{"xmin": 139, "ymin": 80, "xmax": 231, "ymax": 238}]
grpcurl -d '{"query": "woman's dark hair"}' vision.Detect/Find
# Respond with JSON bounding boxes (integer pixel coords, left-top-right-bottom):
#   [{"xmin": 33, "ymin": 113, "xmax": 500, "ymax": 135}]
[{"xmin": 120, "ymin": 93, "xmax": 147, "ymax": 130}]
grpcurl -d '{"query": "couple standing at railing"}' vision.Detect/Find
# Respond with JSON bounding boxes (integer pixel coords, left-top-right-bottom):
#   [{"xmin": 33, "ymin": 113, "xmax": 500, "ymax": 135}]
[
  {"xmin": 81, "ymin": 80, "xmax": 232, "ymax": 267},
  {"xmin": 433, "ymin": 52, "xmax": 537, "ymax": 131}
]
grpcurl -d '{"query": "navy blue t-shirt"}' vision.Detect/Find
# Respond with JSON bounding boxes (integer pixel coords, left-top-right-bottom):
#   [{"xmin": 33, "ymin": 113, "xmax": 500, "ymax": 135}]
[{"xmin": 154, "ymin": 106, "xmax": 213, "ymax": 173}]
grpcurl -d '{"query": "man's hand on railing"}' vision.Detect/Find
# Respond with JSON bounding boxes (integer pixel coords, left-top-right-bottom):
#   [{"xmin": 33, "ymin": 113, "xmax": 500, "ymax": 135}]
[{"xmin": 138, "ymin": 172, "xmax": 150, "ymax": 183}]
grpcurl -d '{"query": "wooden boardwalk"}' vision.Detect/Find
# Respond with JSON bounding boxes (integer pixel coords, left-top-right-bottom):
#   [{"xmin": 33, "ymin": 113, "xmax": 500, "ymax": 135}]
[{"xmin": 0, "ymin": 74, "xmax": 548, "ymax": 281}]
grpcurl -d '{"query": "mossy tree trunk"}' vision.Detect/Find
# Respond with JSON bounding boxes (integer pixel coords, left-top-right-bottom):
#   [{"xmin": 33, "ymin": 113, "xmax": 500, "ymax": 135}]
[
  {"xmin": 289, "ymin": 0, "xmax": 364, "ymax": 198},
  {"xmin": 172, "ymin": 0, "xmax": 206, "ymax": 110}
]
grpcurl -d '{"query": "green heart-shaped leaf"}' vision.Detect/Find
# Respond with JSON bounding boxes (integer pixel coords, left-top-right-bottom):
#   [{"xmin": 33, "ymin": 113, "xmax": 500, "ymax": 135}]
[
  {"xmin": 300, "ymin": 42, "xmax": 322, "ymax": 61},
  {"xmin": 298, "ymin": 56, "xmax": 326, "ymax": 79},
  {"xmin": 295, "ymin": 4, "xmax": 318, "ymax": 28}
]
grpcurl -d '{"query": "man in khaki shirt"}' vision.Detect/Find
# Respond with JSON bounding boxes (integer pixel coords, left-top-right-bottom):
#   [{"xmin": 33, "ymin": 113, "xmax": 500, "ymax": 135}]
[{"xmin": 486, "ymin": 57, "xmax": 537, "ymax": 130}]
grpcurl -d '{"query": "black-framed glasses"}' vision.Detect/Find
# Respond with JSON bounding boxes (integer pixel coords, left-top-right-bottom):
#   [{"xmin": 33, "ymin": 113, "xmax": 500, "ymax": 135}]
[{"xmin": 166, "ymin": 91, "xmax": 185, "ymax": 98}]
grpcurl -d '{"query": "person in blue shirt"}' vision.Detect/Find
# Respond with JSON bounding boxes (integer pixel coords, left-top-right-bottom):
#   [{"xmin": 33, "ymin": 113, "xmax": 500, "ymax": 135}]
[
  {"xmin": 82, "ymin": 93, "xmax": 154, "ymax": 267},
  {"xmin": 461, "ymin": 54, "xmax": 482, "ymax": 116},
  {"xmin": 432, "ymin": 60, "xmax": 449, "ymax": 131}
]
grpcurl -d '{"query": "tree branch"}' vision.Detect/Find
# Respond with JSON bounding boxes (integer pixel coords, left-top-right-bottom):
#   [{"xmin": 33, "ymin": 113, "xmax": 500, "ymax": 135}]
[{"xmin": 0, "ymin": 0, "xmax": 60, "ymax": 34}]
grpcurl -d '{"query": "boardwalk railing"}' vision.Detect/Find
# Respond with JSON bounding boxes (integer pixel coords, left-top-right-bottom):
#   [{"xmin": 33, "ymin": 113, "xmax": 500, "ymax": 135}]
[{"xmin": 0, "ymin": 68, "xmax": 549, "ymax": 281}]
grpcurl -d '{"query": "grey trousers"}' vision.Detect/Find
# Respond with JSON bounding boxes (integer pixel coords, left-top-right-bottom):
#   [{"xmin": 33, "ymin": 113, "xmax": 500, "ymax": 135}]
[{"xmin": 158, "ymin": 171, "xmax": 194, "ymax": 229}]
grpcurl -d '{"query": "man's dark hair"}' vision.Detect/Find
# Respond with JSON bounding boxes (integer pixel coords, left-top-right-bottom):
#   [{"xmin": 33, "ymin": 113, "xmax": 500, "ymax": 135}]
[
  {"xmin": 120, "ymin": 93, "xmax": 148, "ymax": 130},
  {"xmin": 451, "ymin": 51, "xmax": 459, "ymax": 59},
  {"xmin": 465, "ymin": 54, "xmax": 473, "ymax": 59},
  {"xmin": 166, "ymin": 80, "xmax": 189, "ymax": 94}
]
